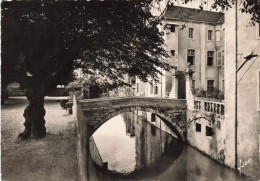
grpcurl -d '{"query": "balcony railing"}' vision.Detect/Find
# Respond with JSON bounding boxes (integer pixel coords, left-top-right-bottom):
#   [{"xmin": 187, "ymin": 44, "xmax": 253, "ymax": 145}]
[{"xmin": 194, "ymin": 98, "xmax": 224, "ymax": 115}]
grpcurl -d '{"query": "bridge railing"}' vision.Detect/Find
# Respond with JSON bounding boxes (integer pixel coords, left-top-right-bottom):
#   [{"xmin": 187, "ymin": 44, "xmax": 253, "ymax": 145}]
[
  {"xmin": 79, "ymin": 96, "xmax": 186, "ymax": 110},
  {"xmin": 194, "ymin": 97, "xmax": 224, "ymax": 115}
]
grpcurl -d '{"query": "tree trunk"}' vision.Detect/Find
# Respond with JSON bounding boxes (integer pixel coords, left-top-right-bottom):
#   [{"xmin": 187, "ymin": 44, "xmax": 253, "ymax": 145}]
[
  {"xmin": 1, "ymin": 85, "xmax": 8, "ymax": 105},
  {"xmin": 18, "ymin": 90, "xmax": 46, "ymax": 139}
]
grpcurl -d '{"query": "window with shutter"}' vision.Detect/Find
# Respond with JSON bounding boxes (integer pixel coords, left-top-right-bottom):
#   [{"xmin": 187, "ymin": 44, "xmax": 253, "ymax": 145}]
[{"xmin": 217, "ymin": 51, "xmax": 222, "ymax": 66}]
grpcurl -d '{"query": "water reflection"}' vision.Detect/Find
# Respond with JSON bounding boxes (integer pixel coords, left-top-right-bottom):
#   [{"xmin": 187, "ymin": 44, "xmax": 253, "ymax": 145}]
[
  {"xmin": 90, "ymin": 111, "xmax": 246, "ymax": 181},
  {"xmin": 92, "ymin": 111, "xmax": 180, "ymax": 175}
]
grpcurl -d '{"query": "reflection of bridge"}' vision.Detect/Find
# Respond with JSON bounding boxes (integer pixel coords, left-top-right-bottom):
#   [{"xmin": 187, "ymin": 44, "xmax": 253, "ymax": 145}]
[{"xmin": 73, "ymin": 96, "xmax": 187, "ymax": 180}]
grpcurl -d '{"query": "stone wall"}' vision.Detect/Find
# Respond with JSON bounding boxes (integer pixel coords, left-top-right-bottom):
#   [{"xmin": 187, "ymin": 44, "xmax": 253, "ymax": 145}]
[
  {"xmin": 186, "ymin": 66, "xmax": 227, "ymax": 166},
  {"xmin": 187, "ymin": 98, "xmax": 226, "ymax": 164}
]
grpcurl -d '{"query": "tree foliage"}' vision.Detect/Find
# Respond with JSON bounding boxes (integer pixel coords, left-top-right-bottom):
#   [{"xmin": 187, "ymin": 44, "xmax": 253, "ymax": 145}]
[
  {"xmin": 176, "ymin": 0, "xmax": 260, "ymax": 24},
  {"xmin": 1, "ymin": 0, "xmax": 171, "ymax": 139},
  {"xmin": 2, "ymin": 1, "xmax": 171, "ymax": 92}
]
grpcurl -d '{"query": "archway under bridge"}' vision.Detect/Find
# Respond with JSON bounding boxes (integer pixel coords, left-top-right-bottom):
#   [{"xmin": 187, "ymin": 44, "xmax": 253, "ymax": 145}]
[{"xmin": 73, "ymin": 96, "xmax": 187, "ymax": 180}]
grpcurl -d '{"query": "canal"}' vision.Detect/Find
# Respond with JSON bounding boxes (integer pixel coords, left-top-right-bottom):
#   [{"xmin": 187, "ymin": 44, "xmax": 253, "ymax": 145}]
[{"xmin": 88, "ymin": 111, "xmax": 246, "ymax": 181}]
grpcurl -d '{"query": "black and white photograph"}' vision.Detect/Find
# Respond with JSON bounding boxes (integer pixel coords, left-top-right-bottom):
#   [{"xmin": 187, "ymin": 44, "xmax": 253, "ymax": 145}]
[{"xmin": 1, "ymin": 0, "xmax": 260, "ymax": 180}]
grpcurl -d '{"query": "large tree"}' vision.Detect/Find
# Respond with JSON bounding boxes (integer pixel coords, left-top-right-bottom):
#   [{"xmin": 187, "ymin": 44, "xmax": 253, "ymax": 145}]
[
  {"xmin": 3, "ymin": 0, "xmax": 258, "ymax": 140},
  {"xmin": 1, "ymin": 1, "xmax": 171, "ymax": 139}
]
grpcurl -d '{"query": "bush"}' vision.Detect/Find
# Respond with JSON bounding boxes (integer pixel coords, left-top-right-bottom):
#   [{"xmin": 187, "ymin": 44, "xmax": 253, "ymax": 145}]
[
  {"xmin": 195, "ymin": 87, "xmax": 224, "ymax": 100},
  {"xmin": 195, "ymin": 88, "xmax": 206, "ymax": 98}
]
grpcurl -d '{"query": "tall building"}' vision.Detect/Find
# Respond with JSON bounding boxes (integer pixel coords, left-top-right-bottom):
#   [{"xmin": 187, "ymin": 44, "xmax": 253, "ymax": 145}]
[
  {"xmin": 224, "ymin": 2, "xmax": 260, "ymax": 179},
  {"xmin": 135, "ymin": 5, "xmax": 225, "ymax": 99},
  {"xmin": 183, "ymin": 3, "xmax": 260, "ymax": 179}
]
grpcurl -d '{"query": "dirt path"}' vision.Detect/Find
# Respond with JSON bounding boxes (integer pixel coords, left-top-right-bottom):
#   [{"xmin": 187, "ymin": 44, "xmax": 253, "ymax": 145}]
[{"xmin": 1, "ymin": 97, "xmax": 78, "ymax": 181}]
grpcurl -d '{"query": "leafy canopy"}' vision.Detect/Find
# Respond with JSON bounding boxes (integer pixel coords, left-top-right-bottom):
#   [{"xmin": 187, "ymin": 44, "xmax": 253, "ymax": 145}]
[
  {"xmin": 1, "ymin": 1, "xmax": 171, "ymax": 95},
  {"xmin": 176, "ymin": 0, "xmax": 260, "ymax": 24}
]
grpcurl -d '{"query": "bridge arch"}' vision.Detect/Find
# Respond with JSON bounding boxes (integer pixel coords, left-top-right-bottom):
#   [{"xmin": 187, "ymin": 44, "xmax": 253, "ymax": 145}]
[
  {"xmin": 74, "ymin": 96, "xmax": 187, "ymax": 180},
  {"xmin": 90, "ymin": 106, "xmax": 184, "ymax": 141}
]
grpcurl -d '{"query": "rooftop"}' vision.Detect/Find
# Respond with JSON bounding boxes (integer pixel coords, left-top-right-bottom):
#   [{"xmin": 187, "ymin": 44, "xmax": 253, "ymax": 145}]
[{"xmin": 162, "ymin": 5, "xmax": 224, "ymax": 24}]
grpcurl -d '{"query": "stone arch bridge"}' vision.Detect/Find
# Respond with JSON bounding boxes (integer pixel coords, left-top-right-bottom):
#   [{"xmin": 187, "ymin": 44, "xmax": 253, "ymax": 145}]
[
  {"xmin": 74, "ymin": 96, "xmax": 187, "ymax": 140},
  {"xmin": 73, "ymin": 96, "xmax": 187, "ymax": 180}
]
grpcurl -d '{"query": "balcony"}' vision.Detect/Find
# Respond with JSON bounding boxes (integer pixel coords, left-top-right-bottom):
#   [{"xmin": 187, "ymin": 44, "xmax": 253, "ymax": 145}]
[{"xmin": 194, "ymin": 97, "xmax": 224, "ymax": 115}]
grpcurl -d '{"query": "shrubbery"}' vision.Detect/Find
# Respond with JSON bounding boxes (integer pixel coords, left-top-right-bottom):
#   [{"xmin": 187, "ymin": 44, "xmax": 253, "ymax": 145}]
[{"xmin": 195, "ymin": 87, "xmax": 224, "ymax": 100}]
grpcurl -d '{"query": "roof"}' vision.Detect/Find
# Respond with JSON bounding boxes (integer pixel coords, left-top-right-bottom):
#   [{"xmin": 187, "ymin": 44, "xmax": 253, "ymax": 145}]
[{"xmin": 162, "ymin": 5, "xmax": 224, "ymax": 24}]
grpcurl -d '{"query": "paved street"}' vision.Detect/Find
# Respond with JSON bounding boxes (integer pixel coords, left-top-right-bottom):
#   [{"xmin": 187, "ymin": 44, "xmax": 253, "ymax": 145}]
[{"xmin": 1, "ymin": 97, "xmax": 78, "ymax": 181}]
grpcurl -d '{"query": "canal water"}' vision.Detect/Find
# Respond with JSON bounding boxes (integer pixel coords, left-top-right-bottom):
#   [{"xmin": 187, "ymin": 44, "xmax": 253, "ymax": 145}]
[{"xmin": 89, "ymin": 111, "xmax": 246, "ymax": 181}]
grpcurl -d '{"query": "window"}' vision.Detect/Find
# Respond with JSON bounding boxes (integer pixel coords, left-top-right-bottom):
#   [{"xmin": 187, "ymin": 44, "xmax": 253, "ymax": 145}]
[
  {"xmin": 187, "ymin": 49, "xmax": 195, "ymax": 65},
  {"xmin": 222, "ymin": 50, "xmax": 224, "ymax": 66},
  {"xmin": 207, "ymin": 51, "xmax": 214, "ymax": 66},
  {"xmin": 151, "ymin": 113, "xmax": 156, "ymax": 122},
  {"xmin": 217, "ymin": 51, "xmax": 222, "ymax": 67},
  {"xmin": 192, "ymin": 79, "xmax": 195, "ymax": 90},
  {"xmin": 222, "ymin": 80, "xmax": 225, "ymax": 94},
  {"xmin": 167, "ymin": 24, "xmax": 175, "ymax": 32},
  {"xmin": 207, "ymin": 80, "xmax": 214, "ymax": 92},
  {"xmin": 171, "ymin": 25, "xmax": 175, "ymax": 32},
  {"xmin": 206, "ymin": 126, "xmax": 213, "ymax": 136},
  {"xmin": 154, "ymin": 83, "xmax": 158, "ymax": 95},
  {"xmin": 189, "ymin": 28, "xmax": 194, "ymax": 38},
  {"xmin": 171, "ymin": 50, "xmax": 175, "ymax": 56},
  {"xmin": 196, "ymin": 123, "xmax": 201, "ymax": 132},
  {"xmin": 208, "ymin": 30, "xmax": 213, "ymax": 40},
  {"xmin": 136, "ymin": 83, "xmax": 139, "ymax": 93},
  {"xmin": 150, "ymin": 83, "xmax": 153, "ymax": 94},
  {"xmin": 131, "ymin": 77, "xmax": 136, "ymax": 85},
  {"xmin": 216, "ymin": 30, "xmax": 220, "ymax": 41}
]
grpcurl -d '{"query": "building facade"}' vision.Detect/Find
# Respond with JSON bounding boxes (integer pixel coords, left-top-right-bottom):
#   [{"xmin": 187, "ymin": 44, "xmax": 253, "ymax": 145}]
[
  {"xmin": 135, "ymin": 6, "xmax": 225, "ymax": 99},
  {"xmin": 185, "ymin": 3, "xmax": 260, "ymax": 179},
  {"xmin": 135, "ymin": 4, "xmax": 260, "ymax": 179},
  {"xmin": 224, "ymin": 3, "xmax": 260, "ymax": 179}
]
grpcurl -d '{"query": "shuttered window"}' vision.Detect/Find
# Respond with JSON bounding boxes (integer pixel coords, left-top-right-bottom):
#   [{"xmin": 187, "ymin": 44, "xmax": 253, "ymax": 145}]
[{"xmin": 217, "ymin": 51, "xmax": 222, "ymax": 66}]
